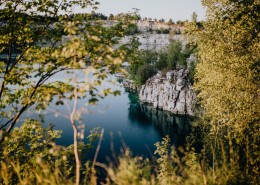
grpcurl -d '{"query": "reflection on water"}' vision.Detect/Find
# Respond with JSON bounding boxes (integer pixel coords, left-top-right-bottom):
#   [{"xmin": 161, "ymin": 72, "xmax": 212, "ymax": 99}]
[
  {"xmin": 127, "ymin": 91, "xmax": 191, "ymax": 148},
  {"xmin": 18, "ymin": 77, "xmax": 191, "ymax": 163}
]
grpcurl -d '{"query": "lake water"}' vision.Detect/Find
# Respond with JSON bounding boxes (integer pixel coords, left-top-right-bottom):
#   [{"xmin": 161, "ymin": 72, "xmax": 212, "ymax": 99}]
[{"xmin": 21, "ymin": 74, "xmax": 191, "ymax": 163}]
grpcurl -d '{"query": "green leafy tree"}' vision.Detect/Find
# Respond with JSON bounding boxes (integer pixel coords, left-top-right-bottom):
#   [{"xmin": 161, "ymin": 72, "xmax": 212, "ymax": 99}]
[
  {"xmin": 167, "ymin": 40, "xmax": 182, "ymax": 69},
  {"xmin": 135, "ymin": 64, "xmax": 157, "ymax": 86},
  {"xmin": 0, "ymin": 120, "xmax": 101, "ymax": 184},
  {"xmin": 187, "ymin": 0, "xmax": 260, "ymax": 181},
  {"xmin": 194, "ymin": 0, "xmax": 259, "ymax": 136},
  {"xmin": 155, "ymin": 51, "xmax": 168, "ymax": 70},
  {"xmin": 0, "ymin": 1, "xmax": 138, "ymax": 184},
  {"xmin": 0, "ymin": 0, "xmax": 136, "ymax": 141},
  {"xmin": 167, "ymin": 18, "xmax": 174, "ymax": 25},
  {"xmin": 129, "ymin": 50, "xmax": 158, "ymax": 85},
  {"xmin": 108, "ymin": 13, "xmax": 114, "ymax": 20}
]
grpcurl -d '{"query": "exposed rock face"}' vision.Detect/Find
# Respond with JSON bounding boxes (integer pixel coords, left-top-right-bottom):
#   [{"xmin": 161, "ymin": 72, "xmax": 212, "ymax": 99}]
[
  {"xmin": 139, "ymin": 67, "xmax": 196, "ymax": 116},
  {"xmin": 124, "ymin": 79, "xmax": 140, "ymax": 92},
  {"xmin": 121, "ymin": 34, "xmax": 183, "ymax": 51}
]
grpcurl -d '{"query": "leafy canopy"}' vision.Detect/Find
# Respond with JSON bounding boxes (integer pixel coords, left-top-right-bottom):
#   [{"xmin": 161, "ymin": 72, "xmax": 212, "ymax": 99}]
[
  {"xmin": 0, "ymin": 0, "xmax": 138, "ymax": 139},
  {"xmin": 185, "ymin": 0, "xmax": 259, "ymax": 180}
]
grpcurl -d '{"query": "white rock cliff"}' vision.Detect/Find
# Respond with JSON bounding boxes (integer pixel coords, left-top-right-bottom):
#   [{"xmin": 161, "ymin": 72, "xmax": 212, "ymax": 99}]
[{"xmin": 139, "ymin": 67, "xmax": 195, "ymax": 116}]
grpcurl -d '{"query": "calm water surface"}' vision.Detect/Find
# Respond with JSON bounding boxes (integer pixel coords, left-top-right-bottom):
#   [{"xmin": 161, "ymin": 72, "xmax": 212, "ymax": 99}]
[{"xmin": 22, "ymin": 74, "xmax": 191, "ymax": 163}]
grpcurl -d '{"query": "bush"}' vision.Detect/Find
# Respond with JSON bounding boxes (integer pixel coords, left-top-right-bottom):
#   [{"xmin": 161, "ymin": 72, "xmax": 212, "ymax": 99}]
[
  {"xmin": 129, "ymin": 41, "xmax": 196, "ymax": 86},
  {"xmin": 189, "ymin": 62, "xmax": 196, "ymax": 84},
  {"xmin": 126, "ymin": 24, "xmax": 140, "ymax": 35},
  {"xmin": 140, "ymin": 50, "xmax": 158, "ymax": 65},
  {"xmin": 155, "ymin": 51, "xmax": 168, "ymax": 70},
  {"xmin": 155, "ymin": 29, "xmax": 161, "ymax": 34},
  {"xmin": 129, "ymin": 50, "xmax": 158, "ymax": 82},
  {"xmin": 0, "ymin": 120, "xmax": 100, "ymax": 185},
  {"xmin": 155, "ymin": 28, "xmax": 170, "ymax": 34},
  {"xmin": 136, "ymin": 64, "xmax": 157, "ymax": 86},
  {"xmin": 167, "ymin": 40, "xmax": 182, "ymax": 69},
  {"xmin": 178, "ymin": 46, "xmax": 194, "ymax": 67}
]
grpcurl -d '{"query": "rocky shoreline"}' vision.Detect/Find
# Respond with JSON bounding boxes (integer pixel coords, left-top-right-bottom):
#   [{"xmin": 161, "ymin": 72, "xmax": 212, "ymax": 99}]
[
  {"xmin": 124, "ymin": 55, "xmax": 196, "ymax": 116},
  {"xmin": 139, "ymin": 69, "xmax": 195, "ymax": 116}
]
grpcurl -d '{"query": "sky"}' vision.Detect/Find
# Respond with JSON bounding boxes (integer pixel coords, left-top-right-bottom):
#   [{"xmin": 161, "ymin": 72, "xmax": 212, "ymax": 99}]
[{"xmin": 92, "ymin": 0, "xmax": 206, "ymax": 21}]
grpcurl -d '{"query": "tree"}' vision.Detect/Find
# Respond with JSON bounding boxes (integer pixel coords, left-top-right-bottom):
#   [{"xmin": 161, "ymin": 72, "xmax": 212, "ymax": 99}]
[
  {"xmin": 188, "ymin": 0, "xmax": 259, "ymax": 179},
  {"xmin": 108, "ymin": 13, "xmax": 114, "ymax": 20},
  {"xmin": 191, "ymin": 12, "xmax": 198, "ymax": 23},
  {"xmin": 194, "ymin": 0, "xmax": 259, "ymax": 134},
  {"xmin": 159, "ymin": 18, "xmax": 165, "ymax": 23},
  {"xmin": 176, "ymin": 20, "xmax": 184, "ymax": 26},
  {"xmin": 0, "ymin": 0, "xmax": 136, "ymax": 139},
  {"xmin": 0, "ymin": 0, "xmax": 138, "ymax": 184},
  {"xmin": 168, "ymin": 18, "xmax": 174, "ymax": 25},
  {"xmin": 167, "ymin": 40, "xmax": 182, "ymax": 69}
]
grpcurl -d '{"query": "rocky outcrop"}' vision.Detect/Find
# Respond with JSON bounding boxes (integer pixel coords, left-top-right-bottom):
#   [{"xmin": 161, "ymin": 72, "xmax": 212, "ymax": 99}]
[
  {"xmin": 124, "ymin": 79, "xmax": 140, "ymax": 92},
  {"xmin": 139, "ymin": 67, "xmax": 196, "ymax": 116}
]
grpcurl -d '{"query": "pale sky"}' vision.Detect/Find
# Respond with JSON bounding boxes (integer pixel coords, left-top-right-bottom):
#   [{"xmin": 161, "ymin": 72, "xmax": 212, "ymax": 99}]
[{"xmin": 94, "ymin": 0, "xmax": 206, "ymax": 21}]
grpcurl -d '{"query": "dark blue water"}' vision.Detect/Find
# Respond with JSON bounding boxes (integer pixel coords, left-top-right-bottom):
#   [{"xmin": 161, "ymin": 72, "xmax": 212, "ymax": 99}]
[{"xmin": 21, "ymin": 74, "xmax": 191, "ymax": 163}]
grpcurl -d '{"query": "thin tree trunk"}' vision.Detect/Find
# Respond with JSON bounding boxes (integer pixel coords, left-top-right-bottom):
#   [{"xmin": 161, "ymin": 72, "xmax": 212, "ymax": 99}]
[
  {"xmin": 70, "ymin": 53, "xmax": 80, "ymax": 185},
  {"xmin": 70, "ymin": 116, "xmax": 81, "ymax": 185}
]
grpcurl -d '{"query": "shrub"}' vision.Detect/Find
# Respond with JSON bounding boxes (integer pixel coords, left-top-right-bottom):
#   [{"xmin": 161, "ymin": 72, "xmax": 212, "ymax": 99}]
[
  {"xmin": 106, "ymin": 149, "xmax": 153, "ymax": 185},
  {"xmin": 129, "ymin": 50, "xmax": 158, "ymax": 82},
  {"xmin": 129, "ymin": 41, "xmax": 196, "ymax": 86},
  {"xmin": 126, "ymin": 24, "xmax": 140, "ymax": 35},
  {"xmin": 155, "ymin": 29, "xmax": 161, "ymax": 34},
  {"xmin": 189, "ymin": 62, "xmax": 196, "ymax": 84},
  {"xmin": 0, "ymin": 120, "xmax": 100, "ymax": 185},
  {"xmin": 140, "ymin": 50, "xmax": 158, "ymax": 65},
  {"xmin": 136, "ymin": 64, "xmax": 157, "ymax": 86},
  {"xmin": 155, "ymin": 51, "xmax": 168, "ymax": 70},
  {"xmin": 167, "ymin": 40, "xmax": 182, "ymax": 69},
  {"xmin": 155, "ymin": 28, "xmax": 170, "ymax": 34}
]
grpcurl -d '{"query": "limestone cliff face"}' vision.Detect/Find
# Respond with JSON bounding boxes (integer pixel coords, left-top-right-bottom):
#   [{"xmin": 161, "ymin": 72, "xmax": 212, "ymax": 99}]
[{"xmin": 139, "ymin": 67, "xmax": 195, "ymax": 116}]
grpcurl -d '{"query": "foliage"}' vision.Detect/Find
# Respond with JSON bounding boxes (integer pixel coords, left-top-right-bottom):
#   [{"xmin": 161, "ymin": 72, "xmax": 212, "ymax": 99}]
[
  {"xmin": 166, "ymin": 40, "xmax": 182, "ymax": 69},
  {"xmin": 191, "ymin": 12, "xmax": 198, "ymax": 23},
  {"xmin": 105, "ymin": 150, "xmax": 153, "ymax": 185},
  {"xmin": 120, "ymin": 1, "xmax": 259, "ymax": 184},
  {"xmin": 125, "ymin": 23, "xmax": 140, "ymax": 35},
  {"xmin": 188, "ymin": 61, "xmax": 196, "ymax": 85},
  {"xmin": 111, "ymin": 12, "xmax": 141, "ymax": 22},
  {"xmin": 135, "ymin": 64, "xmax": 157, "ymax": 86},
  {"xmin": 185, "ymin": 0, "xmax": 260, "ymax": 182},
  {"xmin": 0, "ymin": 120, "xmax": 61, "ymax": 164},
  {"xmin": 166, "ymin": 40, "xmax": 194, "ymax": 69},
  {"xmin": 0, "ymin": 119, "xmax": 101, "ymax": 184},
  {"xmin": 1, "ymin": 131, "xmax": 258, "ymax": 184},
  {"xmin": 192, "ymin": 0, "xmax": 260, "ymax": 135},
  {"xmin": 129, "ymin": 50, "xmax": 158, "ymax": 85},
  {"xmin": 155, "ymin": 51, "xmax": 168, "ymax": 70},
  {"xmin": 176, "ymin": 20, "xmax": 186, "ymax": 26},
  {"xmin": 0, "ymin": 1, "xmax": 139, "ymax": 184},
  {"xmin": 155, "ymin": 28, "xmax": 170, "ymax": 34},
  {"xmin": 105, "ymin": 134, "xmax": 257, "ymax": 185},
  {"xmin": 71, "ymin": 12, "xmax": 108, "ymax": 20},
  {"xmin": 167, "ymin": 19, "xmax": 174, "ymax": 25},
  {"xmin": 129, "ymin": 40, "xmax": 195, "ymax": 86},
  {"xmin": 1, "ymin": 0, "xmax": 258, "ymax": 184},
  {"xmin": 0, "ymin": 0, "xmax": 138, "ymax": 140}
]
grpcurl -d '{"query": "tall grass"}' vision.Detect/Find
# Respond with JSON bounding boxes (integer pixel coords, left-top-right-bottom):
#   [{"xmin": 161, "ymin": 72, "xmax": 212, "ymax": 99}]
[{"xmin": 0, "ymin": 119, "xmax": 258, "ymax": 184}]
